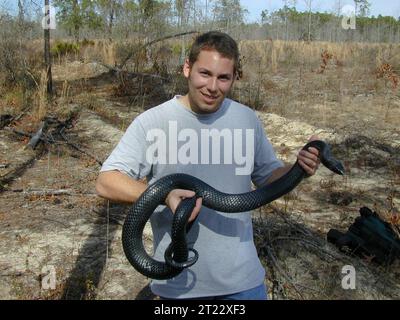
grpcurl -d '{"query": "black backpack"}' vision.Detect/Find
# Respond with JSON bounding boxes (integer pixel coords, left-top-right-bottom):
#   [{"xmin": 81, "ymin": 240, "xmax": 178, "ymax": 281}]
[{"xmin": 327, "ymin": 207, "xmax": 400, "ymax": 265}]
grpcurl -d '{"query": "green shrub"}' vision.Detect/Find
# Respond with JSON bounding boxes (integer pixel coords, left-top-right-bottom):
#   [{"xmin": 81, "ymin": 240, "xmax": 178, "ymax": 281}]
[{"xmin": 51, "ymin": 41, "xmax": 80, "ymax": 58}]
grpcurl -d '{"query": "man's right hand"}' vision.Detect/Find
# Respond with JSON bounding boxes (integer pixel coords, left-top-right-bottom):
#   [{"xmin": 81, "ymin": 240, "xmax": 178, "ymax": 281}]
[{"xmin": 165, "ymin": 189, "xmax": 202, "ymax": 223}]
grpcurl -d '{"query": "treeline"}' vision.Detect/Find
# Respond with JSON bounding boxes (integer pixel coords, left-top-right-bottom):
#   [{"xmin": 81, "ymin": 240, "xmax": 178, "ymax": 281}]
[
  {"xmin": 1, "ymin": 0, "xmax": 400, "ymax": 43},
  {"xmin": 260, "ymin": 6, "xmax": 400, "ymax": 43},
  {"xmin": 52, "ymin": 0, "xmax": 247, "ymax": 40}
]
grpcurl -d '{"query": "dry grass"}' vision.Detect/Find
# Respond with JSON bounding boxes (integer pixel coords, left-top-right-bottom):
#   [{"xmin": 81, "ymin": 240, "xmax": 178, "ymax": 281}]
[{"xmin": 32, "ymin": 71, "xmax": 49, "ymax": 123}]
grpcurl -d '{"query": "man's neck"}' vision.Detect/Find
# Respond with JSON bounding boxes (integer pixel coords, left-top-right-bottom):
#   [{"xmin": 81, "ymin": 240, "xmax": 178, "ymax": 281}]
[
  {"xmin": 177, "ymin": 94, "xmax": 222, "ymax": 115},
  {"xmin": 177, "ymin": 95, "xmax": 191, "ymax": 110}
]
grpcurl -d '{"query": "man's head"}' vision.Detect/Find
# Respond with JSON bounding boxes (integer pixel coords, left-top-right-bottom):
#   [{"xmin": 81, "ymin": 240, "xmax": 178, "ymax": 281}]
[
  {"xmin": 181, "ymin": 31, "xmax": 240, "ymax": 114},
  {"xmin": 188, "ymin": 31, "xmax": 240, "ymax": 77}
]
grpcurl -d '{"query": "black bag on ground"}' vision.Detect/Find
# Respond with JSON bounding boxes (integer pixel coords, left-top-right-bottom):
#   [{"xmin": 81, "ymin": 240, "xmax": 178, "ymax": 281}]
[{"xmin": 327, "ymin": 207, "xmax": 400, "ymax": 265}]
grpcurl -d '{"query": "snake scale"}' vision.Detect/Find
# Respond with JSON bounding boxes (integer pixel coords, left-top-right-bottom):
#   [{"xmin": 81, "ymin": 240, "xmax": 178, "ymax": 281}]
[{"xmin": 122, "ymin": 140, "xmax": 345, "ymax": 279}]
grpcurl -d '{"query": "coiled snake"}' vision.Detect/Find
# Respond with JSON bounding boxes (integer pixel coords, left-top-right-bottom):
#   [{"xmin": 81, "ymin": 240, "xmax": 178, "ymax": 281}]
[{"xmin": 122, "ymin": 140, "xmax": 344, "ymax": 279}]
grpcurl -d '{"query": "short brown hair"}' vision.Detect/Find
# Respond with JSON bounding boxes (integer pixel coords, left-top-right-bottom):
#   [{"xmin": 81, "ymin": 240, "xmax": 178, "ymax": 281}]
[{"xmin": 188, "ymin": 31, "xmax": 241, "ymax": 78}]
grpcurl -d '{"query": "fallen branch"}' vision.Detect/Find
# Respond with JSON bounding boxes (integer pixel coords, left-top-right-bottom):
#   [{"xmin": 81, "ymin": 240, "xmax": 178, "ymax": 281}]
[
  {"xmin": 16, "ymin": 188, "xmax": 72, "ymax": 196},
  {"xmin": 3, "ymin": 127, "xmax": 51, "ymax": 144},
  {"xmin": 41, "ymin": 217, "xmax": 70, "ymax": 228},
  {"xmin": 0, "ymin": 110, "xmax": 28, "ymax": 130},
  {"xmin": 0, "ymin": 272, "xmax": 24, "ymax": 277},
  {"xmin": 9, "ymin": 188, "xmax": 98, "ymax": 196},
  {"xmin": 60, "ymin": 131, "xmax": 103, "ymax": 166},
  {"xmin": 0, "ymin": 147, "xmax": 47, "ymax": 193},
  {"xmin": 28, "ymin": 120, "xmax": 48, "ymax": 149},
  {"xmin": 4, "ymin": 123, "xmax": 102, "ymax": 166},
  {"xmin": 0, "ymin": 114, "xmax": 14, "ymax": 129}
]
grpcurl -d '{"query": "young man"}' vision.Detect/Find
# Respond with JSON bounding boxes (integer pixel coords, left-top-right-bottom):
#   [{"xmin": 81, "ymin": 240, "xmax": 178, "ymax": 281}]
[{"xmin": 96, "ymin": 31, "xmax": 320, "ymax": 300}]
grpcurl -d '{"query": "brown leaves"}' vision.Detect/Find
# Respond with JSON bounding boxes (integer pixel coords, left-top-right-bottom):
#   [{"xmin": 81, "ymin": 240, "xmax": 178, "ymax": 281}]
[
  {"xmin": 376, "ymin": 63, "xmax": 399, "ymax": 90},
  {"xmin": 316, "ymin": 50, "xmax": 333, "ymax": 74},
  {"xmin": 316, "ymin": 50, "xmax": 343, "ymax": 74}
]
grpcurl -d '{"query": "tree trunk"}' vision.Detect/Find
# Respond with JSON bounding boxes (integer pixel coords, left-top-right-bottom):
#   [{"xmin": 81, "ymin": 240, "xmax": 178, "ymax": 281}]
[
  {"xmin": 72, "ymin": 0, "xmax": 80, "ymax": 42},
  {"xmin": 108, "ymin": 1, "xmax": 115, "ymax": 39},
  {"xmin": 308, "ymin": 8, "xmax": 311, "ymax": 41},
  {"xmin": 18, "ymin": 0, "xmax": 24, "ymax": 25},
  {"xmin": 44, "ymin": 0, "xmax": 53, "ymax": 96}
]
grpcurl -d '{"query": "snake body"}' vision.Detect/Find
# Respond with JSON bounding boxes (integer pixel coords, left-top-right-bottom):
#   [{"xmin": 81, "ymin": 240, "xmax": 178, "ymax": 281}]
[{"xmin": 122, "ymin": 140, "xmax": 344, "ymax": 279}]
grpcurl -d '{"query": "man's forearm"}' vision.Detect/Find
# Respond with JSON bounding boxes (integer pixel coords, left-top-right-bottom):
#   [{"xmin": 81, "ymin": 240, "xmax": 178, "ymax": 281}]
[
  {"xmin": 95, "ymin": 170, "xmax": 147, "ymax": 204},
  {"xmin": 265, "ymin": 164, "xmax": 292, "ymax": 185}
]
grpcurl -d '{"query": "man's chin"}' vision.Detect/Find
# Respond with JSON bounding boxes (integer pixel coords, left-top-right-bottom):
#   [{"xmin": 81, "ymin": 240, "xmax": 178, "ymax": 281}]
[
  {"xmin": 197, "ymin": 103, "xmax": 220, "ymax": 114},
  {"xmin": 198, "ymin": 98, "xmax": 225, "ymax": 113}
]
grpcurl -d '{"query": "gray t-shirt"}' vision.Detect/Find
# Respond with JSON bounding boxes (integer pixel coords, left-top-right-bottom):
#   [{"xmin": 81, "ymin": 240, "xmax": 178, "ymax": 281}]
[{"xmin": 101, "ymin": 96, "xmax": 283, "ymax": 298}]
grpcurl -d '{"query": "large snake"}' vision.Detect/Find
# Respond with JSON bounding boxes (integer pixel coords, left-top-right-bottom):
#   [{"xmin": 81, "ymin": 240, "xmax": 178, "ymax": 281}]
[{"xmin": 122, "ymin": 140, "xmax": 345, "ymax": 279}]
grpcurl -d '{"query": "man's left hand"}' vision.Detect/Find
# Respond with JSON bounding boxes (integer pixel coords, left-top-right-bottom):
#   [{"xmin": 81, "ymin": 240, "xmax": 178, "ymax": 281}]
[{"xmin": 297, "ymin": 135, "xmax": 321, "ymax": 176}]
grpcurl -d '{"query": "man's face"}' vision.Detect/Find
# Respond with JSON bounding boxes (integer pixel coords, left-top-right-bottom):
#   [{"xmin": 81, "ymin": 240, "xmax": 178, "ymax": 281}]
[{"xmin": 183, "ymin": 49, "xmax": 235, "ymax": 114}]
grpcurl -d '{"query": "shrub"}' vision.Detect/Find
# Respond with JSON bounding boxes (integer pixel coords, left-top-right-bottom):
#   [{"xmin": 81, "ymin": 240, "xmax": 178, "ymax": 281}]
[{"xmin": 51, "ymin": 41, "xmax": 80, "ymax": 58}]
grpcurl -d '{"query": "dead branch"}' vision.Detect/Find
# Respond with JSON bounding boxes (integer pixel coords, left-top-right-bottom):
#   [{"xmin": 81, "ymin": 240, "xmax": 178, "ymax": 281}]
[
  {"xmin": 59, "ymin": 131, "xmax": 103, "ymax": 166},
  {"xmin": 28, "ymin": 120, "xmax": 48, "ymax": 149},
  {"xmin": 9, "ymin": 188, "xmax": 97, "ymax": 196},
  {"xmin": 3, "ymin": 119, "xmax": 102, "ymax": 166},
  {"xmin": 0, "ymin": 147, "xmax": 46, "ymax": 193},
  {"xmin": 119, "ymin": 30, "xmax": 199, "ymax": 69},
  {"xmin": 0, "ymin": 114, "xmax": 13, "ymax": 129},
  {"xmin": 14, "ymin": 188, "xmax": 72, "ymax": 196},
  {"xmin": 0, "ymin": 272, "xmax": 24, "ymax": 277},
  {"xmin": 3, "ymin": 127, "xmax": 51, "ymax": 144},
  {"xmin": 0, "ymin": 112, "xmax": 26, "ymax": 130},
  {"xmin": 98, "ymin": 64, "xmax": 170, "ymax": 81},
  {"xmin": 40, "ymin": 217, "xmax": 70, "ymax": 228}
]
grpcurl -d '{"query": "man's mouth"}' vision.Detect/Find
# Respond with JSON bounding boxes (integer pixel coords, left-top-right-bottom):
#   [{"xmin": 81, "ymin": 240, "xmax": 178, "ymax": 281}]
[{"xmin": 201, "ymin": 92, "xmax": 219, "ymax": 103}]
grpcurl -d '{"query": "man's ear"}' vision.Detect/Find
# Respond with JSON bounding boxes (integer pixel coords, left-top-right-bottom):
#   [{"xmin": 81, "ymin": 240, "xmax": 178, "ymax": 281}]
[{"xmin": 183, "ymin": 58, "xmax": 191, "ymax": 78}]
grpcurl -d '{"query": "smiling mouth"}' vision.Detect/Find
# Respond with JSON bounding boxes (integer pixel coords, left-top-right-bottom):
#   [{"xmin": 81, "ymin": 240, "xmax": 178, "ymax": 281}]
[{"xmin": 201, "ymin": 92, "xmax": 218, "ymax": 101}]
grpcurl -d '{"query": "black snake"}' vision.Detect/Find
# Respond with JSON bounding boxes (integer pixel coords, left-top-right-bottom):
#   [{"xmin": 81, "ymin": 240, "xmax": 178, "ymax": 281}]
[{"xmin": 122, "ymin": 140, "xmax": 345, "ymax": 279}]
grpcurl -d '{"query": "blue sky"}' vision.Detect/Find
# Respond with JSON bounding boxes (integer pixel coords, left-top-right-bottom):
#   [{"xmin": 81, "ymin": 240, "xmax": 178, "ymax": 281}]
[{"xmin": 240, "ymin": 0, "xmax": 400, "ymax": 22}]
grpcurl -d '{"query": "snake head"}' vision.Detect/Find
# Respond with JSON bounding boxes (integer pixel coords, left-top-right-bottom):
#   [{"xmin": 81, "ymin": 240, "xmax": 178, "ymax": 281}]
[
  {"xmin": 332, "ymin": 160, "xmax": 345, "ymax": 175},
  {"xmin": 319, "ymin": 146, "xmax": 345, "ymax": 175},
  {"xmin": 307, "ymin": 140, "xmax": 345, "ymax": 175}
]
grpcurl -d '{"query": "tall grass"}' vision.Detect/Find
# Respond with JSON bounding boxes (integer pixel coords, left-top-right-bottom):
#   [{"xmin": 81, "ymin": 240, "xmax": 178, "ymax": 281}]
[{"xmin": 33, "ymin": 71, "xmax": 48, "ymax": 122}]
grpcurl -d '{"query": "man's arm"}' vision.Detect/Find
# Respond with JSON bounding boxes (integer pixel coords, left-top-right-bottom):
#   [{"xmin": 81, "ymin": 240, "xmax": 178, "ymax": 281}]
[
  {"xmin": 95, "ymin": 170, "xmax": 147, "ymax": 204},
  {"xmin": 95, "ymin": 170, "xmax": 203, "ymax": 222},
  {"xmin": 265, "ymin": 164, "xmax": 292, "ymax": 184}
]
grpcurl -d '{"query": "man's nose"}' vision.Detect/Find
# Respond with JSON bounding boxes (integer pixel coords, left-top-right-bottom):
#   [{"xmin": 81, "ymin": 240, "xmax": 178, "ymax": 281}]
[{"xmin": 207, "ymin": 77, "xmax": 218, "ymax": 92}]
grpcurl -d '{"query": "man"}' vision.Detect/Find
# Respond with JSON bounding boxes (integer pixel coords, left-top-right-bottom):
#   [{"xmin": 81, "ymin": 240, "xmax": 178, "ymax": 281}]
[{"xmin": 96, "ymin": 31, "xmax": 320, "ymax": 300}]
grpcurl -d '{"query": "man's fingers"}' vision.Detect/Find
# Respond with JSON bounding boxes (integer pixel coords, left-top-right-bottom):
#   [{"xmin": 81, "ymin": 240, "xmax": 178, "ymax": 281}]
[
  {"xmin": 301, "ymin": 155, "xmax": 317, "ymax": 168},
  {"xmin": 180, "ymin": 190, "xmax": 196, "ymax": 199},
  {"xmin": 189, "ymin": 197, "xmax": 202, "ymax": 222},
  {"xmin": 298, "ymin": 159, "xmax": 314, "ymax": 175},
  {"xmin": 300, "ymin": 149, "xmax": 319, "ymax": 161},
  {"xmin": 166, "ymin": 189, "xmax": 202, "ymax": 222},
  {"xmin": 307, "ymin": 147, "xmax": 319, "ymax": 156}
]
